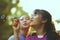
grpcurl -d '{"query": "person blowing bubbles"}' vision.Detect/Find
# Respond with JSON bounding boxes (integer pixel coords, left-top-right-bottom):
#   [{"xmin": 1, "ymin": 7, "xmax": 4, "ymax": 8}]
[{"xmin": 8, "ymin": 15, "xmax": 30, "ymax": 40}]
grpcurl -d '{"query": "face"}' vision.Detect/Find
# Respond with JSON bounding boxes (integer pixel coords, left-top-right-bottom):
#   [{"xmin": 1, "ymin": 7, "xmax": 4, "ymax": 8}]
[
  {"xmin": 19, "ymin": 15, "xmax": 30, "ymax": 29},
  {"xmin": 30, "ymin": 13, "xmax": 46, "ymax": 27}
]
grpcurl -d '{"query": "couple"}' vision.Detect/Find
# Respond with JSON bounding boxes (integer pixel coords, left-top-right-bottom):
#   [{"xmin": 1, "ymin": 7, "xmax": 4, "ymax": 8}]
[{"xmin": 8, "ymin": 9, "xmax": 60, "ymax": 40}]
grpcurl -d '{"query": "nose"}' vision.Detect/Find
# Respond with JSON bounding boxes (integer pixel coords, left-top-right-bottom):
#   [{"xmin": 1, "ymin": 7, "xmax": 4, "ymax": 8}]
[{"xmin": 23, "ymin": 19, "xmax": 26, "ymax": 22}]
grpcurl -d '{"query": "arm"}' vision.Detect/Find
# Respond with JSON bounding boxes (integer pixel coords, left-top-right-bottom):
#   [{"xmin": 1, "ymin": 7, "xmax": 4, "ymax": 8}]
[
  {"xmin": 14, "ymin": 30, "xmax": 19, "ymax": 40},
  {"xmin": 12, "ymin": 18, "xmax": 20, "ymax": 40},
  {"xmin": 8, "ymin": 35, "xmax": 14, "ymax": 40},
  {"xmin": 8, "ymin": 31, "xmax": 19, "ymax": 40}
]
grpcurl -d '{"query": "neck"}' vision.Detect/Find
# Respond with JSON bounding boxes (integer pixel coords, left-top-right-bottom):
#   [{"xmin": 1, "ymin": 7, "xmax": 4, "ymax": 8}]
[
  {"xmin": 19, "ymin": 28, "xmax": 28, "ymax": 37},
  {"xmin": 34, "ymin": 24, "xmax": 46, "ymax": 35}
]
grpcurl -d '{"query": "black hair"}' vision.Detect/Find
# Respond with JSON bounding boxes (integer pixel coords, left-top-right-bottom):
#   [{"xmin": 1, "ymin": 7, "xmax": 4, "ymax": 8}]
[{"xmin": 34, "ymin": 9, "xmax": 60, "ymax": 40}]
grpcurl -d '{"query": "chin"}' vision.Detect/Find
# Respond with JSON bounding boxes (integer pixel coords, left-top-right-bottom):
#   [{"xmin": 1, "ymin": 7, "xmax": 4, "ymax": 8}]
[{"xmin": 23, "ymin": 26, "xmax": 29, "ymax": 28}]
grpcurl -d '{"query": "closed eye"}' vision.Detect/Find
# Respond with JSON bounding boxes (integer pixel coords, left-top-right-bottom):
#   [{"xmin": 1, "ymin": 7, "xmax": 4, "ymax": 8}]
[
  {"xmin": 26, "ymin": 18, "xmax": 29, "ymax": 20},
  {"xmin": 20, "ymin": 19, "xmax": 23, "ymax": 21}
]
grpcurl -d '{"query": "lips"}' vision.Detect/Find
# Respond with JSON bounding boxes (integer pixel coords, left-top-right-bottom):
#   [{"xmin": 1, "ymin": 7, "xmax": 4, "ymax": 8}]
[{"xmin": 23, "ymin": 23, "xmax": 27, "ymax": 26}]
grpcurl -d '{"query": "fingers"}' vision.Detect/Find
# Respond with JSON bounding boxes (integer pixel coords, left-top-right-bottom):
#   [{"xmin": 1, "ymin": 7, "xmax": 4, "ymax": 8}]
[
  {"xmin": 12, "ymin": 18, "xmax": 20, "ymax": 31},
  {"xmin": 17, "ymin": 19, "xmax": 21, "ymax": 28},
  {"xmin": 12, "ymin": 18, "xmax": 19, "ymax": 27}
]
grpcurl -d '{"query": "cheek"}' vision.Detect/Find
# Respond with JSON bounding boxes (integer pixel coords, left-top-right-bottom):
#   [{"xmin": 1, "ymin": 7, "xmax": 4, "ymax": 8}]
[
  {"xmin": 27, "ymin": 21, "xmax": 30, "ymax": 24},
  {"xmin": 35, "ymin": 19, "xmax": 40, "ymax": 24},
  {"xmin": 34, "ymin": 17, "xmax": 41, "ymax": 25},
  {"xmin": 34, "ymin": 16, "xmax": 40, "ymax": 22},
  {"xmin": 20, "ymin": 21, "xmax": 23, "ymax": 25}
]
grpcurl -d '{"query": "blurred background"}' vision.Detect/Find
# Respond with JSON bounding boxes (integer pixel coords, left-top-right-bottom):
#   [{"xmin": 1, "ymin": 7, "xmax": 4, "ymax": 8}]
[{"xmin": 0, "ymin": 0, "xmax": 60, "ymax": 40}]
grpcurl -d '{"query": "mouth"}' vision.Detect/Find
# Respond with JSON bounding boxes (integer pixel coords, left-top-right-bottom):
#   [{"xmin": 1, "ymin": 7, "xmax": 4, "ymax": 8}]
[{"xmin": 23, "ymin": 23, "xmax": 27, "ymax": 26}]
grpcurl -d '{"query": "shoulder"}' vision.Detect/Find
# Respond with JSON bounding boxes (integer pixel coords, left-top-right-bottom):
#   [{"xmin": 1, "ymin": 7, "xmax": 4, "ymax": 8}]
[
  {"xmin": 26, "ymin": 32, "xmax": 36, "ymax": 38},
  {"xmin": 8, "ymin": 35, "xmax": 14, "ymax": 40},
  {"xmin": 58, "ymin": 36, "xmax": 60, "ymax": 40},
  {"xmin": 26, "ymin": 33, "xmax": 37, "ymax": 40},
  {"xmin": 28, "ymin": 32, "xmax": 36, "ymax": 36}
]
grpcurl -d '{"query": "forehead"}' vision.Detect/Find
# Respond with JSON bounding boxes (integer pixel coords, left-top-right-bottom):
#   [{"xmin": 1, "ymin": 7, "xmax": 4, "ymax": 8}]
[{"xmin": 20, "ymin": 15, "xmax": 30, "ymax": 19}]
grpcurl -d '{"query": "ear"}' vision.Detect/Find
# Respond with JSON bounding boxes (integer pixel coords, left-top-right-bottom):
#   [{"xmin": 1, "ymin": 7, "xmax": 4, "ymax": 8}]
[{"xmin": 42, "ymin": 19, "xmax": 47, "ymax": 23}]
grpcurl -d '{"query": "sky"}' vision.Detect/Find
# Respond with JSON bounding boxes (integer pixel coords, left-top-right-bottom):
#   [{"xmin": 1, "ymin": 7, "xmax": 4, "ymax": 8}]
[
  {"xmin": 18, "ymin": 0, "xmax": 60, "ymax": 31},
  {"xmin": 19, "ymin": 0, "xmax": 60, "ymax": 20}
]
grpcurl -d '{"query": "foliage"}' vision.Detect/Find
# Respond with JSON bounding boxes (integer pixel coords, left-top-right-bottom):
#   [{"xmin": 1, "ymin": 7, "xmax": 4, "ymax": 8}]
[{"xmin": 0, "ymin": 0, "xmax": 28, "ymax": 40}]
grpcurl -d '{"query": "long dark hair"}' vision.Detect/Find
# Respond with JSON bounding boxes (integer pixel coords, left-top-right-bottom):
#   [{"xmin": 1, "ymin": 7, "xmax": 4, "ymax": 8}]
[{"xmin": 34, "ymin": 9, "xmax": 60, "ymax": 40}]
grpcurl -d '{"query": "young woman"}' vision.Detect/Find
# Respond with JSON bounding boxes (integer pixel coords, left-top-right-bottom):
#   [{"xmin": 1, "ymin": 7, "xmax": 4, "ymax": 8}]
[
  {"xmin": 8, "ymin": 15, "xmax": 30, "ymax": 40},
  {"xmin": 26, "ymin": 9, "xmax": 60, "ymax": 40}
]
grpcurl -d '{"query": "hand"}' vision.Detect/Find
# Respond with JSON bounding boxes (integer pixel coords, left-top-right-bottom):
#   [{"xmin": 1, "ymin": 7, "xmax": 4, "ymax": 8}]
[{"xmin": 12, "ymin": 18, "xmax": 20, "ymax": 32}]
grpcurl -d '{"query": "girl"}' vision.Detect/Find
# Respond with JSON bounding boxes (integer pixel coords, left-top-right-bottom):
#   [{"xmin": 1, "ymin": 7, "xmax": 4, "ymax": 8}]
[
  {"xmin": 8, "ymin": 15, "xmax": 30, "ymax": 40},
  {"xmin": 26, "ymin": 9, "xmax": 60, "ymax": 40}
]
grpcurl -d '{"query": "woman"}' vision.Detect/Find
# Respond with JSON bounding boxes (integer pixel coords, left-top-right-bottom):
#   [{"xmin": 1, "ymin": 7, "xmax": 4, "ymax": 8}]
[
  {"xmin": 8, "ymin": 15, "xmax": 30, "ymax": 40},
  {"xmin": 26, "ymin": 9, "xmax": 60, "ymax": 40}
]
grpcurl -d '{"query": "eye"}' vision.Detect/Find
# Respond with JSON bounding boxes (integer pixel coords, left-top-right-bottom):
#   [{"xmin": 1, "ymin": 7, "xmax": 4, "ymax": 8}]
[
  {"xmin": 26, "ymin": 18, "xmax": 29, "ymax": 20},
  {"xmin": 20, "ymin": 18, "xmax": 23, "ymax": 21}
]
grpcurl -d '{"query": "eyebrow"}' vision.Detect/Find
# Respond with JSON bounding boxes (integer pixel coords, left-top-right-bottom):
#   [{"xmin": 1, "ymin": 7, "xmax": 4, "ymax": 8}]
[{"xmin": 20, "ymin": 16, "xmax": 30, "ymax": 19}]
